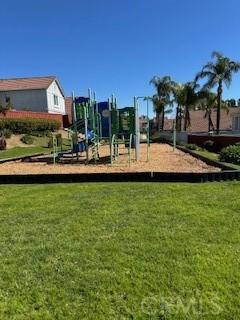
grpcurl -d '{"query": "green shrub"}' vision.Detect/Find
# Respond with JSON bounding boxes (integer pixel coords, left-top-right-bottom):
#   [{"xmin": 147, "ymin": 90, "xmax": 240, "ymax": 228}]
[
  {"xmin": 176, "ymin": 141, "xmax": 186, "ymax": 146},
  {"xmin": 45, "ymin": 130, "xmax": 53, "ymax": 138},
  {"xmin": 185, "ymin": 143, "xmax": 198, "ymax": 150},
  {"xmin": 31, "ymin": 130, "xmax": 54, "ymax": 137},
  {"xmin": 0, "ymin": 137, "xmax": 6, "ymax": 150},
  {"xmin": 0, "ymin": 118, "xmax": 61, "ymax": 135},
  {"xmin": 0, "ymin": 128, "xmax": 12, "ymax": 139},
  {"xmin": 48, "ymin": 138, "xmax": 53, "ymax": 148},
  {"xmin": 20, "ymin": 135, "xmax": 34, "ymax": 145},
  {"xmin": 152, "ymin": 136, "xmax": 173, "ymax": 143},
  {"xmin": 30, "ymin": 131, "xmax": 46, "ymax": 137},
  {"xmin": 203, "ymin": 140, "xmax": 215, "ymax": 152},
  {"xmin": 220, "ymin": 145, "xmax": 240, "ymax": 164}
]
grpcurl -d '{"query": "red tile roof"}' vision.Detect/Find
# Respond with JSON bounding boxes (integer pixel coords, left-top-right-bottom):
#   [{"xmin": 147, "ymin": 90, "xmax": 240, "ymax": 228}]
[
  {"xmin": 188, "ymin": 108, "xmax": 240, "ymax": 132},
  {"xmin": 0, "ymin": 76, "xmax": 56, "ymax": 91},
  {"xmin": 151, "ymin": 117, "xmax": 174, "ymax": 131},
  {"xmin": 164, "ymin": 118, "xmax": 174, "ymax": 130}
]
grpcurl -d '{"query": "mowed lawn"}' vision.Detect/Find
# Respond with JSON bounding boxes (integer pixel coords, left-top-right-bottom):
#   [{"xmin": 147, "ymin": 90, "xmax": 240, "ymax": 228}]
[{"xmin": 0, "ymin": 182, "xmax": 239, "ymax": 319}]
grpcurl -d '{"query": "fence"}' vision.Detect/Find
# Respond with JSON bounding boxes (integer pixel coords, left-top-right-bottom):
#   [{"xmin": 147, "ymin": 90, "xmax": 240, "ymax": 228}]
[{"xmin": 188, "ymin": 133, "xmax": 240, "ymax": 150}]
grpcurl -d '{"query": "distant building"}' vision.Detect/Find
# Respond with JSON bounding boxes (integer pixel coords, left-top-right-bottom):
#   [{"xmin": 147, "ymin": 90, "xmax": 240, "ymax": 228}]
[
  {"xmin": 151, "ymin": 117, "xmax": 174, "ymax": 133},
  {"xmin": 0, "ymin": 76, "xmax": 65, "ymax": 114},
  {"xmin": 65, "ymin": 96, "xmax": 73, "ymax": 125},
  {"xmin": 139, "ymin": 115, "xmax": 148, "ymax": 133},
  {"xmin": 186, "ymin": 108, "xmax": 240, "ymax": 133}
]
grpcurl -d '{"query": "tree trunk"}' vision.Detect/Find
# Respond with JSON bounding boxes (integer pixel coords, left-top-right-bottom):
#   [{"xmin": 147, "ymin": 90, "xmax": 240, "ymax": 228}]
[
  {"xmin": 208, "ymin": 112, "xmax": 211, "ymax": 133},
  {"xmin": 184, "ymin": 106, "xmax": 188, "ymax": 131},
  {"xmin": 179, "ymin": 106, "xmax": 182, "ymax": 131},
  {"xmin": 161, "ymin": 107, "xmax": 165, "ymax": 131},
  {"xmin": 208, "ymin": 110, "xmax": 214, "ymax": 132},
  {"xmin": 216, "ymin": 81, "xmax": 222, "ymax": 135},
  {"xmin": 176, "ymin": 105, "xmax": 180, "ymax": 131},
  {"xmin": 157, "ymin": 112, "xmax": 161, "ymax": 132},
  {"xmin": 184, "ymin": 106, "xmax": 191, "ymax": 131}
]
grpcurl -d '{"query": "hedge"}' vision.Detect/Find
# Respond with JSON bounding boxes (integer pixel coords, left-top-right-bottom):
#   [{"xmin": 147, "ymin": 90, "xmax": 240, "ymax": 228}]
[
  {"xmin": 20, "ymin": 134, "xmax": 34, "ymax": 145},
  {"xmin": 203, "ymin": 140, "xmax": 215, "ymax": 152},
  {"xmin": 220, "ymin": 144, "xmax": 240, "ymax": 165},
  {"xmin": 0, "ymin": 118, "xmax": 61, "ymax": 134}
]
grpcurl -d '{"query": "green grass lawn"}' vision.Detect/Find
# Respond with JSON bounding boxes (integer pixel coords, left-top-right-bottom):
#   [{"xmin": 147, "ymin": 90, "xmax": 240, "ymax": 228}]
[
  {"xmin": 0, "ymin": 136, "xmax": 71, "ymax": 160},
  {"xmin": 195, "ymin": 149, "xmax": 219, "ymax": 161},
  {"xmin": 195, "ymin": 149, "xmax": 240, "ymax": 170},
  {"xmin": 0, "ymin": 182, "xmax": 239, "ymax": 319},
  {"xmin": 0, "ymin": 146, "xmax": 49, "ymax": 159}
]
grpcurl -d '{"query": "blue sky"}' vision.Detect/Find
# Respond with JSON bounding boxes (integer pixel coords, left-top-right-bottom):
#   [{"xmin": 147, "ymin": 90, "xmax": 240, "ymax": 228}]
[{"xmin": 1, "ymin": 0, "xmax": 240, "ymax": 116}]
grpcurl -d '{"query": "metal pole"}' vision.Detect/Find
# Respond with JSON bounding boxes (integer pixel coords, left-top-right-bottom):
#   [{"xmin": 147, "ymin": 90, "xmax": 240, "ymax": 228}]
[
  {"xmin": 147, "ymin": 98, "xmax": 150, "ymax": 162},
  {"xmin": 72, "ymin": 91, "xmax": 79, "ymax": 160},
  {"xmin": 72, "ymin": 91, "xmax": 76, "ymax": 124},
  {"xmin": 108, "ymin": 98, "xmax": 112, "ymax": 163},
  {"xmin": 134, "ymin": 96, "xmax": 140, "ymax": 161},
  {"xmin": 84, "ymin": 105, "xmax": 89, "ymax": 163},
  {"xmin": 111, "ymin": 94, "xmax": 117, "ymax": 157},
  {"xmin": 173, "ymin": 120, "xmax": 176, "ymax": 151},
  {"xmin": 88, "ymin": 88, "xmax": 92, "ymax": 102}
]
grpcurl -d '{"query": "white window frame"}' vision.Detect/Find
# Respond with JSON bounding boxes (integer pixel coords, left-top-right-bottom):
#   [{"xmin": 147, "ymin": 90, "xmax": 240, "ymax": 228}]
[
  {"xmin": 53, "ymin": 94, "xmax": 59, "ymax": 106},
  {"xmin": 232, "ymin": 115, "xmax": 240, "ymax": 131}
]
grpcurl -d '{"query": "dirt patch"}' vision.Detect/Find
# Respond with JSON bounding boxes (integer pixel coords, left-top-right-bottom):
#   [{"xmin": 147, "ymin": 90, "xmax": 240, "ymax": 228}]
[
  {"xmin": 0, "ymin": 143, "xmax": 220, "ymax": 175},
  {"xmin": 6, "ymin": 135, "xmax": 29, "ymax": 149}
]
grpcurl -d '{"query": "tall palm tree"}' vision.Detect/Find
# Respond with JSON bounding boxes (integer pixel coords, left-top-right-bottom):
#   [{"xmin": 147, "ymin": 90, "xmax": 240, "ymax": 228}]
[
  {"xmin": 150, "ymin": 76, "xmax": 175, "ymax": 131},
  {"xmin": 195, "ymin": 51, "xmax": 240, "ymax": 135},
  {"xmin": 173, "ymin": 82, "xmax": 199, "ymax": 131},
  {"xmin": 197, "ymin": 91, "xmax": 217, "ymax": 132},
  {"xmin": 173, "ymin": 83, "xmax": 185, "ymax": 131},
  {"xmin": 151, "ymin": 95, "xmax": 173, "ymax": 131}
]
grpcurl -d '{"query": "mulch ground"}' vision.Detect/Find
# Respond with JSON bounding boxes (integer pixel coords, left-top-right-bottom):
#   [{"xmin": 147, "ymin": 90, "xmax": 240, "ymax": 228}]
[{"xmin": 0, "ymin": 144, "xmax": 220, "ymax": 175}]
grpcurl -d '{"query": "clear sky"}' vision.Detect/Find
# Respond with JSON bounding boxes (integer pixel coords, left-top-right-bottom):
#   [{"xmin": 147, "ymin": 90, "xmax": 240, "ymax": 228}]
[{"xmin": 1, "ymin": 0, "xmax": 240, "ymax": 116}]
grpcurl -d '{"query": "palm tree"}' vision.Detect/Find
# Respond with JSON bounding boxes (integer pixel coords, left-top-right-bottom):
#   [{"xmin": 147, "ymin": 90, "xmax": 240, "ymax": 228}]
[
  {"xmin": 151, "ymin": 95, "xmax": 172, "ymax": 131},
  {"xmin": 197, "ymin": 91, "xmax": 217, "ymax": 132},
  {"xmin": 0, "ymin": 97, "xmax": 12, "ymax": 116},
  {"xmin": 173, "ymin": 82, "xmax": 199, "ymax": 131},
  {"xmin": 173, "ymin": 83, "xmax": 185, "ymax": 131},
  {"xmin": 195, "ymin": 51, "xmax": 240, "ymax": 135},
  {"xmin": 150, "ymin": 76, "xmax": 175, "ymax": 131}
]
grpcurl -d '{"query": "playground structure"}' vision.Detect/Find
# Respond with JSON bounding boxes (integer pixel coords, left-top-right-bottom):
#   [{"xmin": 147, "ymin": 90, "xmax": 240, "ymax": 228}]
[{"xmin": 53, "ymin": 90, "xmax": 151, "ymax": 165}]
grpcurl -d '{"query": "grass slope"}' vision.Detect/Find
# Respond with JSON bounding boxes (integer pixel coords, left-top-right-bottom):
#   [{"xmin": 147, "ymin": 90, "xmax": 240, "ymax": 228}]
[
  {"xmin": 0, "ymin": 136, "xmax": 71, "ymax": 160},
  {"xmin": 0, "ymin": 182, "xmax": 239, "ymax": 319},
  {"xmin": 195, "ymin": 149, "xmax": 240, "ymax": 170},
  {"xmin": 0, "ymin": 146, "xmax": 49, "ymax": 159}
]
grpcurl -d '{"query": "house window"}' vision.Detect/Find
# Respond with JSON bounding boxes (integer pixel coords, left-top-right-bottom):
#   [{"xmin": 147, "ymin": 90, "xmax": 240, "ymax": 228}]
[
  {"xmin": 233, "ymin": 115, "xmax": 240, "ymax": 130},
  {"xmin": 54, "ymin": 95, "xmax": 59, "ymax": 106}
]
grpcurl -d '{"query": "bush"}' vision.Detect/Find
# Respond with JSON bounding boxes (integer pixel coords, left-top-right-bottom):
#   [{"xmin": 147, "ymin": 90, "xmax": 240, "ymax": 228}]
[
  {"xmin": 45, "ymin": 130, "xmax": 53, "ymax": 138},
  {"xmin": 20, "ymin": 134, "xmax": 34, "ymax": 145},
  {"xmin": 220, "ymin": 145, "xmax": 240, "ymax": 165},
  {"xmin": 30, "ymin": 131, "xmax": 46, "ymax": 137},
  {"xmin": 203, "ymin": 140, "xmax": 215, "ymax": 152},
  {"xmin": 176, "ymin": 141, "xmax": 186, "ymax": 147},
  {"xmin": 152, "ymin": 136, "xmax": 173, "ymax": 143},
  {"xmin": 0, "ymin": 118, "xmax": 61, "ymax": 135},
  {"xmin": 48, "ymin": 138, "xmax": 53, "ymax": 148},
  {"xmin": 0, "ymin": 137, "xmax": 6, "ymax": 150},
  {"xmin": 185, "ymin": 143, "xmax": 198, "ymax": 150},
  {"xmin": 31, "ymin": 130, "xmax": 53, "ymax": 137},
  {"xmin": 48, "ymin": 134, "xmax": 62, "ymax": 149},
  {"xmin": 0, "ymin": 128, "xmax": 12, "ymax": 139}
]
